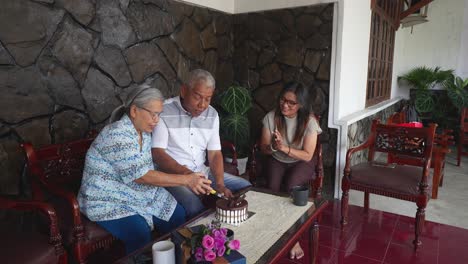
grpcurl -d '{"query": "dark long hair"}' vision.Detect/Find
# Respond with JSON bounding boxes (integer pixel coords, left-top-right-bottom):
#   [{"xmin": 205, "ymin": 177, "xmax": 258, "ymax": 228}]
[{"xmin": 274, "ymin": 82, "xmax": 311, "ymax": 145}]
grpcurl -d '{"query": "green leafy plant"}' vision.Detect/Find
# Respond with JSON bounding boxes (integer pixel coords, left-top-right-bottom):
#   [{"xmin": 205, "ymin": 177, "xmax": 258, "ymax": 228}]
[
  {"xmin": 398, "ymin": 66, "xmax": 453, "ymax": 113},
  {"xmin": 444, "ymin": 74, "xmax": 468, "ymax": 110},
  {"xmin": 217, "ymin": 85, "xmax": 252, "ymax": 157}
]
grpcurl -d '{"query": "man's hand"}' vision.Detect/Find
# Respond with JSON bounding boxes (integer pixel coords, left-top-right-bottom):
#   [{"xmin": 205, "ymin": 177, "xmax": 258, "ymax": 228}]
[
  {"xmin": 217, "ymin": 185, "xmax": 233, "ymax": 198},
  {"xmin": 185, "ymin": 173, "xmax": 212, "ymax": 195}
]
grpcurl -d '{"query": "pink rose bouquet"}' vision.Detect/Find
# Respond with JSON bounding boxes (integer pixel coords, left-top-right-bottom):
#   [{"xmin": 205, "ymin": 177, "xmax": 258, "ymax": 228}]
[{"xmin": 190, "ymin": 223, "xmax": 240, "ymax": 262}]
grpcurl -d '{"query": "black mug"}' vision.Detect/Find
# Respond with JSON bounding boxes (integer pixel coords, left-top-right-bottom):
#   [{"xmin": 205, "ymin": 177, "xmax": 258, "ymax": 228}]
[
  {"xmin": 226, "ymin": 229, "xmax": 234, "ymax": 240},
  {"xmin": 291, "ymin": 186, "xmax": 309, "ymax": 206}
]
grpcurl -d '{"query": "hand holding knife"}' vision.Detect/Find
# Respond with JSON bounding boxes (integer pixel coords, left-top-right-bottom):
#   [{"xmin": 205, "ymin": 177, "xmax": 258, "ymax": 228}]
[{"xmin": 210, "ymin": 189, "xmax": 229, "ymax": 200}]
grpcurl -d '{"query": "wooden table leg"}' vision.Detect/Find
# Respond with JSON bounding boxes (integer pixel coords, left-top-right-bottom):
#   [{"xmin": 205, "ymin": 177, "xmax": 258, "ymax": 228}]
[{"xmin": 310, "ymin": 219, "xmax": 319, "ymax": 264}]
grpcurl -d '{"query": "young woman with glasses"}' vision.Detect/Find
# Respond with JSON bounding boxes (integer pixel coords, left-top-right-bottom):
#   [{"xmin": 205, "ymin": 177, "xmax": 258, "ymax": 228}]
[{"xmin": 259, "ymin": 82, "xmax": 322, "ymax": 259}]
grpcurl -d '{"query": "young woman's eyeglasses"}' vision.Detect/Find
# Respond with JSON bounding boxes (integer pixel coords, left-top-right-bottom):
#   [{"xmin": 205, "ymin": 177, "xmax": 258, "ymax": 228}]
[
  {"xmin": 138, "ymin": 106, "xmax": 161, "ymax": 120},
  {"xmin": 279, "ymin": 97, "xmax": 299, "ymax": 107}
]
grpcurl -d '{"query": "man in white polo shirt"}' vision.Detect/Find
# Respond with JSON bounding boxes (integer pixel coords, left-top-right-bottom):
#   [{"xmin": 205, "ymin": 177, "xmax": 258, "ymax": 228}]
[{"xmin": 151, "ymin": 69, "xmax": 251, "ymax": 217}]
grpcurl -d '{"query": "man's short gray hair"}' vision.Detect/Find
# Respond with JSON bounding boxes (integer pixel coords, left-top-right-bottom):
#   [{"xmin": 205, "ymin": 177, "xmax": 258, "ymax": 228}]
[{"xmin": 187, "ymin": 69, "xmax": 215, "ymax": 90}]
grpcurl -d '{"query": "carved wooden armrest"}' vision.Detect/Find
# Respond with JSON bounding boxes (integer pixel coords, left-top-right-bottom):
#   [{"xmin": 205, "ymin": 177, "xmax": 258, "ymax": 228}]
[
  {"xmin": 21, "ymin": 143, "xmax": 84, "ymax": 229},
  {"xmin": 221, "ymin": 140, "xmax": 238, "ymax": 166},
  {"xmin": 247, "ymin": 142, "xmax": 261, "ymax": 185},
  {"xmin": 435, "ymin": 129, "xmax": 455, "ymax": 148},
  {"xmin": 46, "ymin": 182, "xmax": 84, "ymax": 228},
  {"xmin": 416, "ymin": 156, "xmax": 432, "ymax": 195},
  {"xmin": 344, "ymin": 139, "xmax": 374, "ymax": 170},
  {"xmin": 0, "ymin": 197, "xmax": 62, "ymax": 244}
]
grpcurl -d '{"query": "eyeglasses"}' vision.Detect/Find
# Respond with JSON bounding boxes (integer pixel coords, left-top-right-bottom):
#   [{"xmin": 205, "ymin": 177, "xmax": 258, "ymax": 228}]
[
  {"xmin": 279, "ymin": 97, "xmax": 299, "ymax": 107},
  {"xmin": 138, "ymin": 106, "xmax": 161, "ymax": 120}
]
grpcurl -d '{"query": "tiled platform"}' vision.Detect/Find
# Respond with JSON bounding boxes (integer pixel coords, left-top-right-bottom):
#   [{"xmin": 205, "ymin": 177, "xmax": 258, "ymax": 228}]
[{"xmin": 277, "ymin": 200, "xmax": 468, "ymax": 264}]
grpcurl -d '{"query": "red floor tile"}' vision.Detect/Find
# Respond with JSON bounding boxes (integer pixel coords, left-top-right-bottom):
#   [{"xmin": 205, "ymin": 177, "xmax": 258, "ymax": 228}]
[
  {"xmin": 353, "ymin": 212, "xmax": 397, "ymax": 240},
  {"xmin": 343, "ymin": 233, "xmax": 389, "ymax": 261},
  {"xmin": 438, "ymin": 242, "xmax": 468, "ymax": 264},
  {"xmin": 395, "ymin": 215, "xmax": 440, "ymax": 237},
  {"xmin": 308, "ymin": 200, "xmax": 468, "ymax": 264},
  {"xmin": 321, "ymin": 211, "xmax": 345, "ymax": 229},
  {"xmin": 438, "ymin": 225, "xmax": 468, "ymax": 264},
  {"xmin": 391, "ymin": 228, "xmax": 439, "ymax": 252},
  {"xmin": 438, "ymin": 224, "xmax": 468, "ymax": 244},
  {"xmin": 319, "ymin": 226, "xmax": 358, "ymax": 251},
  {"xmin": 330, "ymin": 250, "xmax": 382, "ymax": 264},
  {"xmin": 383, "ymin": 243, "xmax": 438, "ymax": 264},
  {"xmin": 274, "ymin": 259, "xmax": 297, "ymax": 264},
  {"xmin": 315, "ymin": 245, "xmax": 335, "ymax": 264}
]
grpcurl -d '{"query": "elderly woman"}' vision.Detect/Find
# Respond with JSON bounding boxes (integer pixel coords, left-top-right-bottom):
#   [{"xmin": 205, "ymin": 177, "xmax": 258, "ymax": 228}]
[
  {"xmin": 78, "ymin": 86, "xmax": 212, "ymax": 254},
  {"xmin": 260, "ymin": 82, "xmax": 322, "ymax": 259}
]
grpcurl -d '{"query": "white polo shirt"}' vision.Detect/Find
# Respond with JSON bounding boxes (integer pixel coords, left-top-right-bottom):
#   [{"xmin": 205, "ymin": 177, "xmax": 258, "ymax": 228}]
[{"xmin": 151, "ymin": 96, "xmax": 221, "ymax": 172}]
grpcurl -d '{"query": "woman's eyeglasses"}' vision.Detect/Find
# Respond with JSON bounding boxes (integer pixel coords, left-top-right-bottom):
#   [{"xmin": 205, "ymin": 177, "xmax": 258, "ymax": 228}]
[
  {"xmin": 138, "ymin": 106, "xmax": 161, "ymax": 120},
  {"xmin": 279, "ymin": 97, "xmax": 299, "ymax": 107}
]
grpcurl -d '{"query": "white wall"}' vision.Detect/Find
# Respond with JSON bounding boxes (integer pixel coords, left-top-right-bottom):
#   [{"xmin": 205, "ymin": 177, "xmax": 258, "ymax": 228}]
[
  {"xmin": 179, "ymin": 0, "xmax": 335, "ymax": 13},
  {"xmin": 177, "ymin": 0, "xmax": 235, "ymax": 13},
  {"xmin": 457, "ymin": 0, "xmax": 468, "ymax": 77},
  {"xmin": 392, "ymin": 0, "xmax": 467, "ymax": 99},
  {"xmin": 234, "ymin": 0, "xmax": 335, "ymax": 13},
  {"xmin": 333, "ymin": 0, "xmax": 372, "ymax": 120}
]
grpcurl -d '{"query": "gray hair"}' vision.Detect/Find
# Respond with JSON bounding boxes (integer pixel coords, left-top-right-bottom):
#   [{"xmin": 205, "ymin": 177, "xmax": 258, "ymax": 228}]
[
  {"xmin": 187, "ymin": 69, "xmax": 216, "ymax": 90},
  {"xmin": 109, "ymin": 84, "xmax": 164, "ymax": 123}
]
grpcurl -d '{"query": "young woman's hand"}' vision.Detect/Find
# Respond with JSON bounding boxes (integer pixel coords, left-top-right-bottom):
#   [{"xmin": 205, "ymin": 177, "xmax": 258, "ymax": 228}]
[{"xmin": 273, "ymin": 129, "xmax": 286, "ymax": 152}]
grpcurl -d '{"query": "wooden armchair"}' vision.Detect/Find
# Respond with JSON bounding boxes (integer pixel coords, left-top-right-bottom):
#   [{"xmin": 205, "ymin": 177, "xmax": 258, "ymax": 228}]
[
  {"xmin": 387, "ymin": 112, "xmax": 454, "ymax": 198},
  {"xmin": 21, "ymin": 138, "xmax": 125, "ymax": 264},
  {"xmin": 248, "ymin": 117, "xmax": 324, "ymax": 199},
  {"xmin": 457, "ymin": 107, "xmax": 468, "ymax": 166},
  {"xmin": 221, "ymin": 140, "xmax": 240, "ymax": 176},
  {"xmin": 0, "ymin": 196, "xmax": 67, "ymax": 264},
  {"xmin": 341, "ymin": 119, "xmax": 437, "ymax": 250},
  {"xmin": 203, "ymin": 140, "xmax": 239, "ymax": 177}
]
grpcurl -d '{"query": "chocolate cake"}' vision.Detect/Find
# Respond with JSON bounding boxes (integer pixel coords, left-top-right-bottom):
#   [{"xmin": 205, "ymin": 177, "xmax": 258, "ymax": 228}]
[{"xmin": 215, "ymin": 198, "xmax": 248, "ymax": 225}]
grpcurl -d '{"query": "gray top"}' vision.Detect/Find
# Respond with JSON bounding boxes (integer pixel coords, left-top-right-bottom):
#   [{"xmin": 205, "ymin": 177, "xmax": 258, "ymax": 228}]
[{"xmin": 262, "ymin": 111, "xmax": 322, "ymax": 163}]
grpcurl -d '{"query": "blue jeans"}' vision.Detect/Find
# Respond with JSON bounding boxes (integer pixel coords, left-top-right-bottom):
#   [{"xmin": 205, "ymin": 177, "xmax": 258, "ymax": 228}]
[
  {"xmin": 96, "ymin": 203, "xmax": 186, "ymax": 254},
  {"xmin": 166, "ymin": 172, "xmax": 251, "ymax": 218}
]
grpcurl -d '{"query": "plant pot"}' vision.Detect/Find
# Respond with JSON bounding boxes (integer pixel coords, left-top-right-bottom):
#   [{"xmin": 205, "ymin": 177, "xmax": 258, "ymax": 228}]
[{"xmin": 225, "ymin": 157, "xmax": 248, "ymax": 175}]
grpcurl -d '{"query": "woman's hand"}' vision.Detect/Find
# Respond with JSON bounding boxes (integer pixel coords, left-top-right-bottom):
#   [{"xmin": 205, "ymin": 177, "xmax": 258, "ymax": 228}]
[
  {"xmin": 272, "ymin": 129, "xmax": 288, "ymax": 152},
  {"xmin": 185, "ymin": 173, "xmax": 212, "ymax": 195}
]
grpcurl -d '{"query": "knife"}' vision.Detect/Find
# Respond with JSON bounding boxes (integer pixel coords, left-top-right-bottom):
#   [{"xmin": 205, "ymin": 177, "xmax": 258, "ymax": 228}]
[{"xmin": 210, "ymin": 189, "xmax": 229, "ymax": 200}]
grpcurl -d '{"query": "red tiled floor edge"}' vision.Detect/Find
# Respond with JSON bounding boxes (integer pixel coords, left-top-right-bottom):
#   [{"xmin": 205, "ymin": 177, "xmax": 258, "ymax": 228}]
[{"xmin": 277, "ymin": 199, "xmax": 468, "ymax": 264}]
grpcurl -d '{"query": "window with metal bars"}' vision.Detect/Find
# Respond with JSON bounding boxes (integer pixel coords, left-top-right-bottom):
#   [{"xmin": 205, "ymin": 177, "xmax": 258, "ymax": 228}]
[{"xmin": 365, "ymin": 0, "xmax": 402, "ymax": 107}]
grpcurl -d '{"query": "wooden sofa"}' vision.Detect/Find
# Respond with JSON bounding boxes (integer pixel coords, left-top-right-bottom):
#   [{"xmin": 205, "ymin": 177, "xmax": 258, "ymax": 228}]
[
  {"xmin": 22, "ymin": 138, "xmax": 125, "ymax": 264},
  {"xmin": 21, "ymin": 134, "xmax": 244, "ymax": 263},
  {"xmin": 0, "ymin": 196, "xmax": 68, "ymax": 264}
]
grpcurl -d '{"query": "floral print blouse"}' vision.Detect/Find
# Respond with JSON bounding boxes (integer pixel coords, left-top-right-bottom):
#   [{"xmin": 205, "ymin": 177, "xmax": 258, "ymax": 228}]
[{"xmin": 78, "ymin": 115, "xmax": 177, "ymax": 228}]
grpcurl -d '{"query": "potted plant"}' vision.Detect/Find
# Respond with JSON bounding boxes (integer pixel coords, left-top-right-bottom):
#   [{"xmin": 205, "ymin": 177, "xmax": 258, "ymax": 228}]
[
  {"xmin": 398, "ymin": 66, "xmax": 453, "ymax": 114},
  {"xmin": 217, "ymin": 85, "xmax": 252, "ymax": 174},
  {"xmin": 444, "ymin": 74, "xmax": 468, "ymax": 110}
]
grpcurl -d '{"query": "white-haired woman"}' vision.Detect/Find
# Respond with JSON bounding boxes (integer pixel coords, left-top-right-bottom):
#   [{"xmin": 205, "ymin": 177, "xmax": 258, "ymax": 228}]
[{"xmin": 78, "ymin": 86, "xmax": 212, "ymax": 253}]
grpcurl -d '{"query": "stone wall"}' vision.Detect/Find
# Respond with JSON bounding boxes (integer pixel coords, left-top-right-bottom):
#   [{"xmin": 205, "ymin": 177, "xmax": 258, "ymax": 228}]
[
  {"xmin": 0, "ymin": 0, "xmax": 234, "ymax": 195},
  {"xmin": 231, "ymin": 4, "xmax": 337, "ymax": 198},
  {"xmin": 347, "ymin": 101, "xmax": 404, "ymax": 166},
  {"xmin": 0, "ymin": 0, "xmax": 335, "ymax": 196}
]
